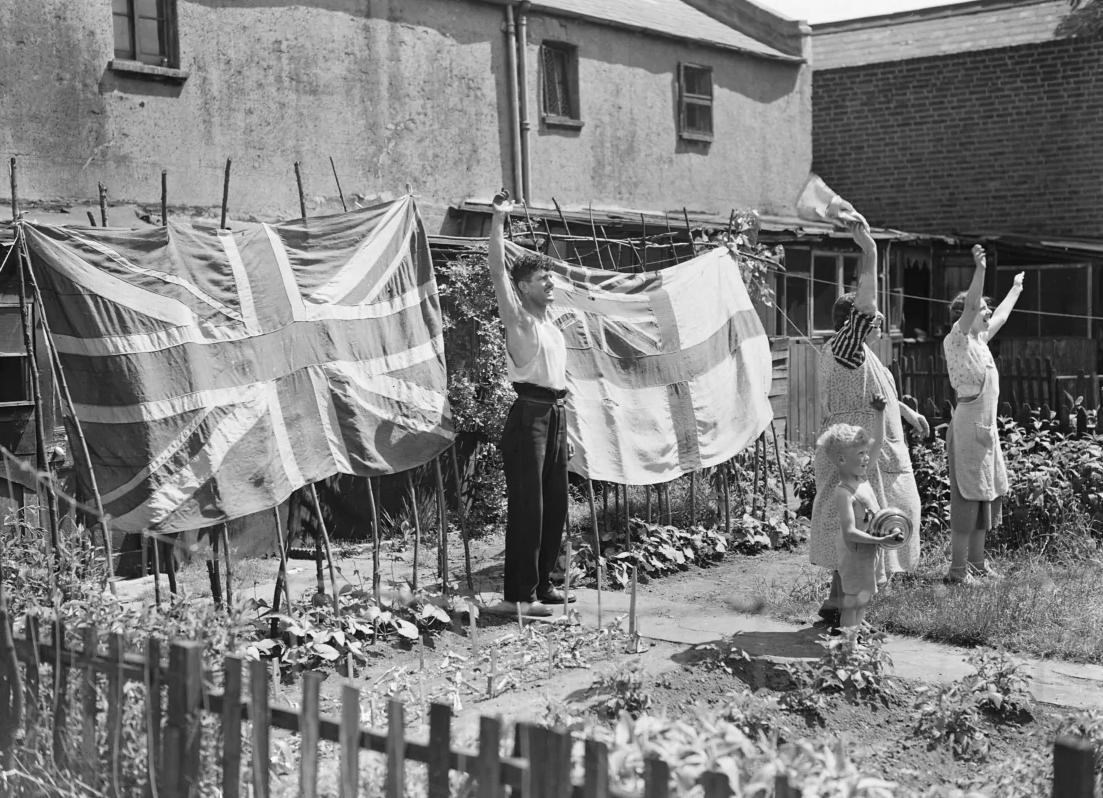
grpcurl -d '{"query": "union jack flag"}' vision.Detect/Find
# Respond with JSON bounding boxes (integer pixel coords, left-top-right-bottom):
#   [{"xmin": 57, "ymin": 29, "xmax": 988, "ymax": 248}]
[{"xmin": 22, "ymin": 196, "xmax": 453, "ymax": 533}]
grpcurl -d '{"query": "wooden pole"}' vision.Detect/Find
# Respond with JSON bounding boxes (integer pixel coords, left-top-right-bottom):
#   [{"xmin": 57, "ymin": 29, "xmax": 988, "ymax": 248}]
[
  {"xmin": 151, "ymin": 532, "xmax": 162, "ymax": 607},
  {"xmin": 665, "ymin": 213, "xmax": 680, "ymax": 264},
  {"xmin": 25, "ymin": 259, "xmax": 115, "ymax": 580},
  {"xmin": 586, "ymin": 479, "xmax": 603, "ymax": 626},
  {"xmin": 622, "ymin": 484, "xmax": 630, "ymax": 550},
  {"xmin": 13, "ymin": 229, "xmax": 61, "ymax": 586},
  {"xmin": 85, "ymin": 211, "xmax": 96, "ymax": 227},
  {"xmin": 407, "ymin": 470, "xmax": 421, "ymax": 591},
  {"xmin": 220, "ymin": 158, "xmax": 232, "ymax": 230},
  {"xmin": 770, "ymin": 419, "xmax": 790, "ymax": 523},
  {"xmin": 542, "ymin": 217, "xmax": 560, "ymax": 260},
  {"xmin": 294, "ymin": 161, "xmax": 307, "ymax": 220},
  {"xmin": 1052, "ymin": 735, "xmax": 1096, "ymax": 798},
  {"xmin": 551, "ymin": 196, "xmax": 572, "ymax": 237},
  {"xmin": 451, "ymin": 446, "xmax": 474, "ymax": 590},
  {"xmin": 366, "ymin": 476, "xmax": 381, "ymax": 604},
  {"xmin": 220, "ymin": 523, "xmax": 233, "ymax": 608},
  {"xmin": 308, "ymin": 483, "xmax": 341, "ymax": 616},
  {"xmin": 688, "ymin": 472, "xmax": 697, "ymax": 527},
  {"xmin": 434, "ymin": 457, "xmax": 449, "ymax": 596},
  {"xmin": 722, "ymin": 461, "xmax": 731, "ymax": 536},
  {"xmin": 329, "ymin": 157, "xmax": 348, "ymax": 212},
  {"xmin": 640, "ymin": 213, "xmax": 649, "ymax": 271},
  {"xmin": 682, "ymin": 207, "xmax": 694, "ymax": 257},
  {"xmin": 208, "ymin": 527, "xmax": 223, "ymax": 607},
  {"xmin": 98, "ymin": 183, "xmax": 108, "ymax": 227},
  {"xmin": 161, "ymin": 169, "xmax": 168, "ymax": 226},
  {"xmin": 520, "ymin": 199, "xmax": 539, "ymax": 246},
  {"xmin": 271, "ymin": 505, "xmax": 293, "ymax": 636},
  {"xmin": 9, "ymin": 157, "xmax": 17, "ymax": 219},
  {"xmin": 587, "ymin": 201, "xmax": 606, "ymax": 269}
]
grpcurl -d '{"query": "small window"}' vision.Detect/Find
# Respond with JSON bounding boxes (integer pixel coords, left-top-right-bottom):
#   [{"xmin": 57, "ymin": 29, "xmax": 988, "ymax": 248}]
[
  {"xmin": 541, "ymin": 42, "xmax": 582, "ymax": 127},
  {"xmin": 0, "ymin": 305, "xmax": 31, "ymax": 406},
  {"xmin": 678, "ymin": 63, "xmax": 713, "ymax": 141},
  {"xmin": 113, "ymin": 0, "xmax": 177, "ymax": 68}
]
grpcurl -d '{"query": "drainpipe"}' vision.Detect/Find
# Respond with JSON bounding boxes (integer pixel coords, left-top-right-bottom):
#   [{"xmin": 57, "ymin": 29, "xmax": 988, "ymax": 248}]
[
  {"xmin": 504, "ymin": 5, "xmax": 524, "ymax": 200},
  {"xmin": 516, "ymin": 1, "xmax": 532, "ymax": 203}
]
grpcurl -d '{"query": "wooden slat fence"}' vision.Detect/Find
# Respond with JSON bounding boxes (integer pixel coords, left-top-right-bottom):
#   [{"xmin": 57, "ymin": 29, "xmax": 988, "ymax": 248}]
[{"xmin": 0, "ymin": 612, "xmax": 781, "ymax": 798}]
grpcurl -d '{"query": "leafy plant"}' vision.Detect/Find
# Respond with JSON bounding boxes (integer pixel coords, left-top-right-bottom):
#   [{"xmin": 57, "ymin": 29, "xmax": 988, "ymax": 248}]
[
  {"xmin": 808, "ymin": 626, "xmax": 898, "ymax": 706},
  {"xmin": 913, "ymin": 683, "xmax": 990, "ymax": 761},
  {"xmin": 595, "ymin": 661, "xmax": 653, "ymax": 719},
  {"xmin": 964, "ymin": 650, "xmax": 1034, "ymax": 719}
]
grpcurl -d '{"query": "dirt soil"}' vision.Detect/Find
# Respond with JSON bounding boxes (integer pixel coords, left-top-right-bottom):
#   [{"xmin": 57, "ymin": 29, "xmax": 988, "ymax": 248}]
[{"xmin": 119, "ymin": 532, "xmax": 1076, "ymax": 796}]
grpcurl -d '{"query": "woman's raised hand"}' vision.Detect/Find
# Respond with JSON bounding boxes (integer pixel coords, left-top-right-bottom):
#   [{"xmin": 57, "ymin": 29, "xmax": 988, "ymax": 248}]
[
  {"xmin": 971, "ymin": 244, "xmax": 987, "ymax": 269},
  {"xmin": 492, "ymin": 188, "xmax": 515, "ymax": 215},
  {"xmin": 1013, "ymin": 271, "xmax": 1025, "ymax": 289},
  {"xmin": 848, "ymin": 219, "xmax": 876, "ymax": 254}
]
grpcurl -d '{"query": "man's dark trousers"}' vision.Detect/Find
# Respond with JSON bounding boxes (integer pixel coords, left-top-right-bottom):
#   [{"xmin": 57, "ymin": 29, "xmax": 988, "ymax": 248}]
[{"xmin": 500, "ymin": 382, "xmax": 569, "ymax": 603}]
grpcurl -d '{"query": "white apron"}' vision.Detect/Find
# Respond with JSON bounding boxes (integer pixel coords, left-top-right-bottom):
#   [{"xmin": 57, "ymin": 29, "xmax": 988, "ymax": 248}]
[{"xmin": 949, "ymin": 363, "xmax": 1008, "ymax": 502}]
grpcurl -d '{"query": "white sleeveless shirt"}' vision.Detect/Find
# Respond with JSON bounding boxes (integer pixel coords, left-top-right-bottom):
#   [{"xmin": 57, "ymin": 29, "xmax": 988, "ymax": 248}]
[{"xmin": 506, "ymin": 315, "xmax": 567, "ymax": 391}]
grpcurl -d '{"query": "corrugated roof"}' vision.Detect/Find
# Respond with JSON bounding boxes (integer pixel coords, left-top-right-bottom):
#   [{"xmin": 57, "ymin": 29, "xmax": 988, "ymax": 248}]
[
  {"xmin": 530, "ymin": 0, "xmax": 802, "ymax": 61},
  {"xmin": 812, "ymin": 0, "xmax": 1069, "ymax": 70}
]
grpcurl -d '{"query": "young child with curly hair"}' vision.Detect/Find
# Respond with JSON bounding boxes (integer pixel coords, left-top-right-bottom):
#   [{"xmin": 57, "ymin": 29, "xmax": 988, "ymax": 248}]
[{"xmin": 817, "ymin": 423, "xmax": 906, "ymax": 629}]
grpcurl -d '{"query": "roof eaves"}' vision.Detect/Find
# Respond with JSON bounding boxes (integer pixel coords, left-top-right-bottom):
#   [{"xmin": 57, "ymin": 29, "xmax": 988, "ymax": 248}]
[{"xmin": 811, "ymin": 0, "xmax": 1054, "ymax": 34}]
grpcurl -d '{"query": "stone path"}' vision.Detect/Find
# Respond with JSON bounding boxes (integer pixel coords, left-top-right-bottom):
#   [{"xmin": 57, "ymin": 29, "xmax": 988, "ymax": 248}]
[{"xmin": 569, "ymin": 585, "xmax": 1103, "ymax": 710}]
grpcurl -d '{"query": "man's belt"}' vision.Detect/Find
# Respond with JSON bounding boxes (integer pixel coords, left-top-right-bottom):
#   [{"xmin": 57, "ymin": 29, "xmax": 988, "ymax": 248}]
[{"xmin": 513, "ymin": 382, "xmax": 568, "ymax": 402}]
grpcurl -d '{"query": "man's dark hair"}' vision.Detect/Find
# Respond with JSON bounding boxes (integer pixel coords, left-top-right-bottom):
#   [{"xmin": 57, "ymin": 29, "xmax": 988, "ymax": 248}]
[
  {"xmin": 833, "ymin": 292, "xmax": 856, "ymax": 332},
  {"xmin": 511, "ymin": 253, "xmax": 553, "ymax": 286}
]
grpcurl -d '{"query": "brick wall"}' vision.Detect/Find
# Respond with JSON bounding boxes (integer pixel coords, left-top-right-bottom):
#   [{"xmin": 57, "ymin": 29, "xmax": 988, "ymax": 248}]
[{"xmin": 812, "ymin": 36, "xmax": 1103, "ymax": 237}]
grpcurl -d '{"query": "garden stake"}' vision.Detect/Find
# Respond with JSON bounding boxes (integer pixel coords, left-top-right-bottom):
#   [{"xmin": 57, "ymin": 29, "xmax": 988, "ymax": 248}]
[
  {"xmin": 759, "ymin": 433, "xmax": 769, "ymax": 522},
  {"xmin": 614, "ymin": 484, "xmax": 621, "ymax": 539},
  {"xmin": 98, "ymin": 182, "xmax": 108, "ymax": 226},
  {"xmin": 770, "ymin": 419, "xmax": 790, "ymax": 523},
  {"xmin": 86, "ymin": 211, "xmax": 96, "ymax": 226},
  {"xmin": 408, "ymin": 470, "xmax": 421, "ymax": 591},
  {"xmin": 586, "ymin": 480, "xmax": 603, "ymax": 627},
  {"xmin": 683, "ymin": 207, "xmax": 694, "ymax": 255},
  {"xmin": 487, "ymin": 649, "xmax": 497, "ymax": 698},
  {"xmin": 752, "ymin": 435, "xmax": 762, "ymax": 519},
  {"xmin": 628, "ymin": 565, "xmax": 639, "ymax": 652},
  {"xmin": 308, "ymin": 483, "xmax": 340, "ymax": 616},
  {"xmin": 516, "ymin": 602, "xmax": 524, "ymax": 632},
  {"xmin": 542, "ymin": 217, "xmax": 560, "ymax": 259},
  {"xmin": 220, "ymin": 158, "xmax": 232, "ymax": 229},
  {"xmin": 151, "ymin": 533, "xmax": 162, "ymax": 608},
  {"xmin": 520, "ymin": 198, "xmax": 539, "ymax": 244},
  {"xmin": 665, "ymin": 213, "xmax": 680, "ymax": 264},
  {"xmin": 562, "ymin": 535, "xmax": 572, "ymax": 618},
  {"xmin": 271, "ymin": 506, "xmax": 294, "ymax": 638},
  {"xmin": 644, "ymin": 484, "xmax": 651, "ymax": 522},
  {"xmin": 13, "ymin": 229, "xmax": 61, "ymax": 587},
  {"xmin": 9, "ymin": 156, "xmax": 18, "ymax": 219},
  {"xmin": 329, "ymin": 156, "xmax": 348, "ymax": 212},
  {"xmin": 294, "ymin": 161, "xmax": 307, "ymax": 219},
  {"xmin": 434, "ymin": 457, "xmax": 450, "ymax": 595},
  {"xmin": 551, "ymin": 196, "xmax": 572, "ymax": 238},
  {"xmin": 587, "ymin": 201, "xmax": 606, "ymax": 269},
  {"xmin": 25, "ymin": 254, "xmax": 115, "ymax": 582},
  {"xmin": 221, "ymin": 523, "xmax": 233, "ymax": 607},
  {"xmin": 161, "ymin": 169, "xmax": 168, "ymax": 226},
  {"xmin": 689, "ymin": 471, "xmax": 697, "ymax": 526},
  {"xmin": 451, "ymin": 446, "xmax": 474, "ymax": 590},
  {"xmin": 367, "ymin": 475, "xmax": 381, "ymax": 603},
  {"xmin": 469, "ymin": 609, "xmax": 479, "ymax": 658},
  {"xmin": 722, "ymin": 461, "xmax": 731, "ymax": 536}
]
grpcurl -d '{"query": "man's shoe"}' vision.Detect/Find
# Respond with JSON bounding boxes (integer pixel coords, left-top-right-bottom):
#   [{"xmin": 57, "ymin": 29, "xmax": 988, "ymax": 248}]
[
  {"xmin": 536, "ymin": 586, "xmax": 576, "ymax": 605},
  {"xmin": 486, "ymin": 600, "xmax": 554, "ymax": 618}
]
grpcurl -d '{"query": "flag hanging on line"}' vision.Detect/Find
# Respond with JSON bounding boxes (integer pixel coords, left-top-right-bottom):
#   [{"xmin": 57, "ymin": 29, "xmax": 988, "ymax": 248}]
[
  {"xmin": 504, "ymin": 242, "xmax": 774, "ymax": 485},
  {"xmin": 23, "ymin": 196, "xmax": 453, "ymax": 533}
]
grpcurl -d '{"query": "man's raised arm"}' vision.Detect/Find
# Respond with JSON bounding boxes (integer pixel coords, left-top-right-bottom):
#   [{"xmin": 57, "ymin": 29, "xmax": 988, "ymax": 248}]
[{"xmin": 488, "ymin": 190, "xmax": 526, "ymax": 332}]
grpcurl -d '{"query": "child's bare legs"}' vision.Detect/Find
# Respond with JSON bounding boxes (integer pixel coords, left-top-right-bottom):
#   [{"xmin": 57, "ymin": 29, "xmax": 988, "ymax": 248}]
[{"xmin": 839, "ymin": 590, "xmax": 871, "ymax": 628}]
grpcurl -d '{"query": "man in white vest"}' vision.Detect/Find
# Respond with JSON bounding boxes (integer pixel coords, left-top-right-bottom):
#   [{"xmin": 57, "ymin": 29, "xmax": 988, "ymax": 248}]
[{"xmin": 486, "ymin": 190, "xmax": 574, "ymax": 617}]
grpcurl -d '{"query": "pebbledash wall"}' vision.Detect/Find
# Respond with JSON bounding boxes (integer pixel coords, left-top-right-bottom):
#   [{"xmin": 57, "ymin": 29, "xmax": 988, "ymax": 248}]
[
  {"xmin": 0, "ymin": 0, "xmax": 811, "ymax": 231},
  {"xmin": 811, "ymin": 0, "xmax": 1103, "ymax": 237}
]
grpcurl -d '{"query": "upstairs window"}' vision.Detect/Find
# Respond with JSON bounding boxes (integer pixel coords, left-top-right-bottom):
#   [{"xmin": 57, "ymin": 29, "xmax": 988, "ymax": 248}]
[
  {"xmin": 541, "ymin": 42, "xmax": 582, "ymax": 128},
  {"xmin": 678, "ymin": 63, "xmax": 713, "ymax": 141},
  {"xmin": 113, "ymin": 0, "xmax": 178, "ymax": 68}
]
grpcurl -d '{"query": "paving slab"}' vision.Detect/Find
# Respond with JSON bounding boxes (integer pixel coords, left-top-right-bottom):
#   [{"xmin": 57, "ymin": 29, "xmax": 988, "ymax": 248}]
[{"xmin": 569, "ymin": 586, "xmax": 1103, "ymax": 710}]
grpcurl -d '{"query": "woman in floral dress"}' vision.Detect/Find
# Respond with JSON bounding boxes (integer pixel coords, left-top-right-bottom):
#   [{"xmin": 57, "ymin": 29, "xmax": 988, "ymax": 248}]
[{"xmin": 808, "ymin": 219, "xmax": 928, "ymax": 627}]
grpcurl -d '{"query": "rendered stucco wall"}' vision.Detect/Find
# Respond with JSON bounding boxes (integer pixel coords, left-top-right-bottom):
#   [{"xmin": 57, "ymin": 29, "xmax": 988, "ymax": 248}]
[
  {"xmin": 0, "ymin": 0, "xmax": 510, "ymax": 228},
  {"xmin": 523, "ymin": 14, "xmax": 812, "ymax": 217},
  {"xmin": 0, "ymin": 1, "xmax": 810, "ymax": 227}
]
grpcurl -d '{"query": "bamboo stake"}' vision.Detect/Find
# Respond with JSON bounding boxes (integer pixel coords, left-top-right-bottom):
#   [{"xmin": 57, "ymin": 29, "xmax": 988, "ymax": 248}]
[
  {"xmin": 85, "ymin": 211, "xmax": 96, "ymax": 227},
  {"xmin": 9, "ymin": 157, "xmax": 17, "ymax": 219},
  {"xmin": 308, "ymin": 483, "xmax": 340, "ymax": 616},
  {"xmin": 294, "ymin": 162, "xmax": 307, "ymax": 220},
  {"xmin": 220, "ymin": 523, "xmax": 233, "ymax": 607},
  {"xmin": 640, "ymin": 214, "xmax": 648, "ymax": 271},
  {"xmin": 752, "ymin": 436, "xmax": 762, "ymax": 519},
  {"xmin": 451, "ymin": 446, "xmax": 474, "ymax": 590},
  {"xmin": 407, "ymin": 470, "xmax": 421, "ymax": 591},
  {"xmin": 161, "ymin": 170, "xmax": 168, "ymax": 226},
  {"xmin": 688, "ymin": 472, "xmax": 697, "ymax": 527},
  {"xmin": 542, "ymin": 217, "xmax": 560, "ymax": 260},
  {"xmin": 622, "ymin": 484, "xmax": 630, "ymax": 550},
  {"xmin": 520, "ymin": 199, "xmax": 539, "ymax": 245},
  {"xmin": 586, "ymin": 480, "xmax": 603, "ymax": 627},
  {"xmin": 587, "ymin": 202, "xmax": 606, "ymax": 269},
  {"xmin": 682, "ymin": 206, "xmax": 694, "ymax": 257},
  {"xmin": 367, "ymin": 476, "xmax": 381, "ymax": 604},
  {"xmin": 13, "ymin": 228, "xmax": 61, "ymax": 587},
  {"xmin": 220, "ymin": 158, "xmax": 232, "ymax": 229},
  {"xmin": 770, "ymin": 419, "xmax": 790, "ymax": 523},
  {"xmin": 98, "ymin": 183, "xmax": 108, "ymax": 226},
  {"xmin": 727, "ymin": 209, "xmax": 736, "ymax": 237},
  {"xmin": 329, "ymin": 157, "xmax": 348, "ymax": 212},
  {"xmin": 644, "ymin": 484, "xmax": 651, "ymax": 523},
  {"xmin": 551, "ymin": 197, "xmax": 572, "ymax": 237},
  {"xmin": 25, "ymin": 258, "xmax": 114, "ymax": 580},
  {"xmin": 271, "ymin": 506, "xmax": 294, "ymax": 635},
  {"xmin": 562, "ymin": 535, "xmax": 572, "ymax": 617},
  {"xmin": 665, "ymin": 213, "xmax": 680, "ymax": 264},
  {"xmin": 722, "ymin": 461, "xmax": 731, "ymax": 536},
  {"xmin": 434, "ymin": 457, "xmax": 449, "ymax": 596},
  {"xmin": 628, "ymin": 564, "xmax": 638, "ymax": 649},
  {"xmin": 151, "ymin": 533, "xmax": 162, "ymax": 608}
]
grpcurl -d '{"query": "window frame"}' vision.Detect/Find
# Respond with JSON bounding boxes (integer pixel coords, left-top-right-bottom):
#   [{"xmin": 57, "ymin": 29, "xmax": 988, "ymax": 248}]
[
  {"xmin": 0, "ymin": 302, "xmax": 34, "ymax": 409},
  {"xmin": 677, "ymin": 62, "xmax": 714, "ymax": 142},
  {"xmin": 110, "ymin": 0, "xmax": 187, "ymax": 81},
  {"xmin": 777, "ymin": 245, "xmax": 896, "ymax": 339},
  {"xmin": 540, "ymin": 40, "xmax": 583, "ymax": 129}
]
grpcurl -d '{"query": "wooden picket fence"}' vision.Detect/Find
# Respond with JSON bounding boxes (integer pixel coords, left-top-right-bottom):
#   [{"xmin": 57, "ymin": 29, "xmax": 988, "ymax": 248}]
[
  {"xmin": 2, "ymin": 612, "xmax": 1096, "ymax": 798},
  {"xmin": 0, "ymin": 612, "xmax": 806, "ymax": 798}
]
